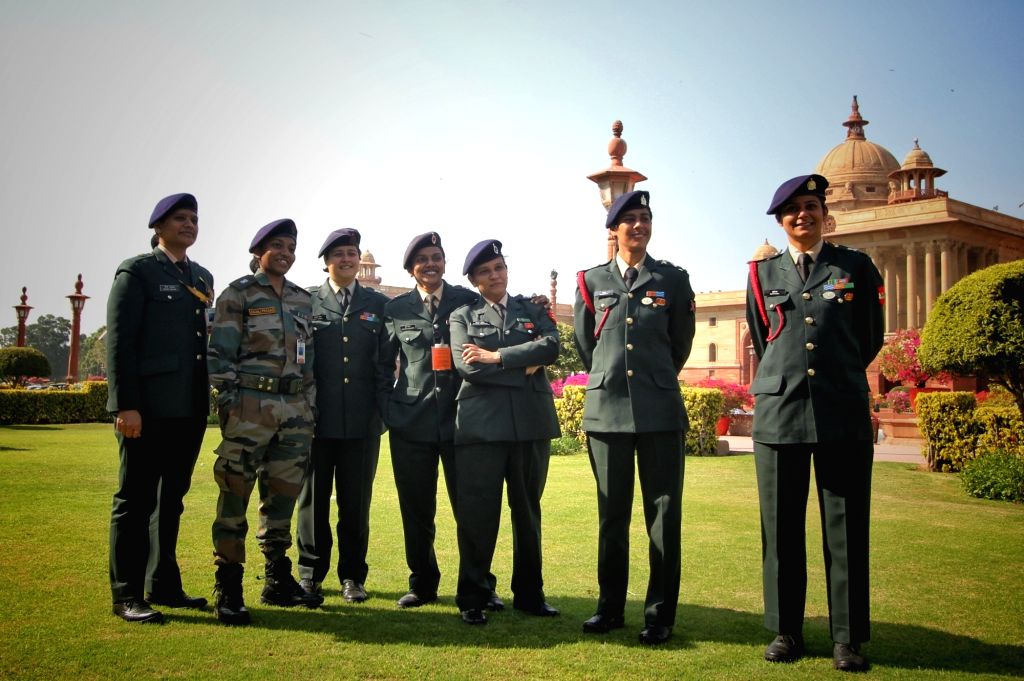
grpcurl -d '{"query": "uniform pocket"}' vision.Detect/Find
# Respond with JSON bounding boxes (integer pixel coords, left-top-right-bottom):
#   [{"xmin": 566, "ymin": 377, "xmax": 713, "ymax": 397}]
[{"xmin": 750, "ymin": 374, "xmax": 785, "ymax": 395}]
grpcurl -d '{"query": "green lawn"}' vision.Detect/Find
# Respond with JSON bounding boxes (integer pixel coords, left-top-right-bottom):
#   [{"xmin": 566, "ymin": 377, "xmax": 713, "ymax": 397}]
[{"xmin": 0, "ymin": 424, "xmax": 1021, "ymax": 680}]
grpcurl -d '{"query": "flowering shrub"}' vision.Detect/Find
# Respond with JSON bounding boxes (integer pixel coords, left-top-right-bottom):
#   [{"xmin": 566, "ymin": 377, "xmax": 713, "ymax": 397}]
[
  {"xmin": 551, "ymin": 372, "xmax": 588, "ymax": 398},
  {"xmin": 885, "ymin": 387, "xmax": 912, "ymax": 414},
  {"xmin": 690, "ymin": 378, "xmax": 753, "ymax": 415},
  {"xmin": 878, "ymin": 329, "xmax": 950, "ymax": 386}
]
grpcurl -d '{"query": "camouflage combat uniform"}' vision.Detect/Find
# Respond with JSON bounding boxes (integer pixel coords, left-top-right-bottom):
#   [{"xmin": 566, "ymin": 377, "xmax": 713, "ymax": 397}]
[{"xmin": 208, "ymin": 270, "xmax": 316, "ymax": 564}]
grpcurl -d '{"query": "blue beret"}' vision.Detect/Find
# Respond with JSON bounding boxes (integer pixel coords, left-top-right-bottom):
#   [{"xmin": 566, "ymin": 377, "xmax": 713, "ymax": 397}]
[
  {"xmin": 463, "ymin": 239, "xmax": 503, "ymax": 276},
  {"xmin": 318, "ymin": 228, "xmax": 361, "ymax": 257},
  {"xmin": 148, "ymin": 193, "xmax": 197, "ymax": 227},
  {"xmin": 249, "ymin": 219, "xmax": 297, "ymax": 253},
  {"xmin": 403, "ymin": 231, "xmax": 444, "ymax": 270},
  {"xmin": 766, "ymin": 174, "xmax": 829, "ymax": 214},
  {"xmin": 606, "ymin": 190, "xmax": 651, "ymax": 228}
]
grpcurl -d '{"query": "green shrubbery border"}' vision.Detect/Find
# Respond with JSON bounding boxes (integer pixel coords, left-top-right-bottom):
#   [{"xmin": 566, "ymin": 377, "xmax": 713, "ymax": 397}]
[{"xmin": 0, "ymin": 381, "xmax": 110, "ymax": 425}]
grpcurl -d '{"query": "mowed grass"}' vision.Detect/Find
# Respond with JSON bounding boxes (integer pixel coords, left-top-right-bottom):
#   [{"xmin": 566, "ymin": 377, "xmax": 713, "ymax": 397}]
[{"xmin": 0, "ymin": 424, "xmax": 1021, "ymax": 680}]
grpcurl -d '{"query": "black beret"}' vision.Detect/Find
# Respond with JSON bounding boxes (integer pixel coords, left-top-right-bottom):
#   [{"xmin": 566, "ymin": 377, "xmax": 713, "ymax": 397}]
[
  {"xmin": 148, "ymin": 193, "xmax": 197, "ymax": 227},
  {"xmin": 463, "ymin": 239, "xmax": 503, "ymax": 276},
  {"xmin": 403, "ymin": 231, "xmax": 444, "ymax": 270},
  {"xmin": 766, "ymin": 174, "xmax": 828, "ymax": 214},
  {"xmin": 318, "ymin": 228, "xmax": 361, "ymax": 257},
  {"xmin": 249, "ymin": 219, "xmax": 297, "ymax": 253},
  {"xmin": 606, "ymin": 190, "xmax": 651, "ymax": 228}
]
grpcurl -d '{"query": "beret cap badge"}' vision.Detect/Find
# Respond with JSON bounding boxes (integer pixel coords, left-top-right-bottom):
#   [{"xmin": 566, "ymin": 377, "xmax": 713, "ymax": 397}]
[{"xmin": 807, "ymin": 179, "xmax": 817, "ymax": 191}]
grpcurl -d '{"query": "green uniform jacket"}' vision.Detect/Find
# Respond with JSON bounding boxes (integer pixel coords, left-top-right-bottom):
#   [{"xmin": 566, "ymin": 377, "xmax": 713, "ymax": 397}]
[
  {"xmin": 745, "ymin": 242, "xmax": 884, "ymax": 443},
  {"xmin": 207, "ymin": 271, "xmax": 315, "ymax": 410},
  {"xmin": 450, "ymin": 296, "xmax": 560, "ymax": 444},
  {"xmin": 379, "ymin": 282, "xmax": 479, "ymax": 443},
  {"xmin": 309, "ymin": 280, "xmax": 390, "ymax": 439},
  {"xmin": 106, "ymin": 248, "xmax": 214, "ymax": 418},
  {"xmin": 573, "ymin": 255, "xmax": 695, "ymax": 433}
]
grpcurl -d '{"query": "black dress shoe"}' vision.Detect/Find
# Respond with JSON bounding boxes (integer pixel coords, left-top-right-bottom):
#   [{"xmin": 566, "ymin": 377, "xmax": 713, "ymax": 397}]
[
  {"xmin": 460, "ymin": 608, "xmax": 488, "ymax": 625},
  {"xmin": 146, "ymin": 591, "xmax": 208, "ymax": 610},
  {"xmin": 638, "ymin": 624, "xmax": 672, "ymax": 645},
  {"xmin": 833, "ymin": 642, "xmax": 869, "ymax": 672},
  {"xmin": 764, "ymin": 634, "xmax": 805, "ymax": 662},
  {"xmin": 299, "ymin": 579, "xmax": 322, "ymax": 597},
  {"xmin": 113, "ymin": 600, "xmax": 164, "ymax": 624},
  {"xmin": 397, "ymin": 591, "xmax": 437, "ymax": 609},
  {"xmin": 582, "ymin": 613, "xmax": 625, "ymax": 633},
  {"xmin": 342, "ymin": 579, "xmax": 368, "ymax": 603},
  {"xmin": 486, "ymin": 591, "xmax": 505, "ymax": 611},
  {"xmin": 514, "ymin": 601, "xmax": 560, "ymax": 617}
]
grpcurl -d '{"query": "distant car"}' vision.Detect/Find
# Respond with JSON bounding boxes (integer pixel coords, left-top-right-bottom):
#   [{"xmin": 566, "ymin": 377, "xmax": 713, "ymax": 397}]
[
  {"xmin": 26, "ymin": 384, "xmax": 47, "ymax": 391},
  {"xmin": 48, "ymin": 383, "xmax": 68, "ymax": 390}
]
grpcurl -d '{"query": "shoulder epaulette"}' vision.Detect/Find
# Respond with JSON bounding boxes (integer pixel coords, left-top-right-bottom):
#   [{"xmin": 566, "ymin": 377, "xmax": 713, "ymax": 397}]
[{"xmin": 229, "ymin": 276, "xmax": 255, "ymax": 290}]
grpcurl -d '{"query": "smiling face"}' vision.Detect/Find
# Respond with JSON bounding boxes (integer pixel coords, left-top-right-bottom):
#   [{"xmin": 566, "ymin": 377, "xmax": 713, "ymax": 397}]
[
  {"xmin": 410, "ymin": 246, "xmax": 445, "ymax": 293},
  {"xmin": 776, "ymin": 194, "xmax": 827, "ymax": 250},
  {"xmin": 325, "ymin": 244, "xmax": 360, "ymax": 287},
  {"xmin": 153, "ymin": 208, "xmax": 199, "ymax": 253},
  {"xmin": 257, "ymin": 236, "xmax": 297, "ymax": 277},
  {"xmin": 468, "ymin": 256, "xmax": 508, "ymax": 303},
  {"xmin": 611, "ymin": 207, "xmax": 652, "ymax": 256}
]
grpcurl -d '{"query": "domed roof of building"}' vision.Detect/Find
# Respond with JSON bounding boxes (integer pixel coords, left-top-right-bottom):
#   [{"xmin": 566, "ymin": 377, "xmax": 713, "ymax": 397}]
[
  {"xmin": 815, "ymin": 97, "xmax": 899, "ymax": 211},
  {"xmin": 752, "ymin": 239, "xmax": 779, "ymax": 261},
  {"xmin": 900, "ymin": 138, "xmax": 934, "ymax": 169},
  {"xmin": 360, "ymin": 250, "xmax": 377, "ymax": 264}
]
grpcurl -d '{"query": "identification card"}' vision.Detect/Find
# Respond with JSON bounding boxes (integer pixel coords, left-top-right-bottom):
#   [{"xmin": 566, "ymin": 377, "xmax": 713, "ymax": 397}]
[
  {"xmin": 297, "ymin": 338, "xmax": 306, "ymax": 364},
  {"xmin": 432, "ymin": 343, "xmax": 452, "ymax": 371},
  {"xmin": 206, "ymin": 307, "xmax": 216, "ymax": 335}
]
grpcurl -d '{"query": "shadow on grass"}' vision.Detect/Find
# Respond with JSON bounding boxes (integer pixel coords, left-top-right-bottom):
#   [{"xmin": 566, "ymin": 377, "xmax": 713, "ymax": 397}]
[
  {"xmin": 161, "ymin": 594, "xmax": 1023, "ymax": 674},
  {"xmin": 0, "ymin": 446, "xmax": 31, "ymax": 452}
]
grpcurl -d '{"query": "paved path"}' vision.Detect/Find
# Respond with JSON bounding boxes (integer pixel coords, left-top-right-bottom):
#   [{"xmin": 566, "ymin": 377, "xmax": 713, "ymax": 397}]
[{"xmin": 720, "ymin": 435, "xmax": 925, "ymax": 464}]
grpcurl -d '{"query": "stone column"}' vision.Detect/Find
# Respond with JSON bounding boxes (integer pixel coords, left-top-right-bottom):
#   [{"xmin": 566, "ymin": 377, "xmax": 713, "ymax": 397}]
[
  {"xmin": 924, "ymin": 241, "xmax": 937, "ymax": 320},
  {"xmin": 940, "ymin": 240, "xmax": 952, "ymax": 292},
  {"xmin": 905, "ymin": 244, "xmax": 919, "ymax": 329},
  {"xmin": 958, "ymin": 243, "xmax": 969, "ymax": 280},
  {"xmin": 882, "ymin": 251, "xmax": 897, "ymax": 333}
]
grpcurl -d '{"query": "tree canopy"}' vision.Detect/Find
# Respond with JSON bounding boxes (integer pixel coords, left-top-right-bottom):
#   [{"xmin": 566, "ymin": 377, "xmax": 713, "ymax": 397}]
[
  {"xmin": 919, "ymin": 260, "xmax": 1024, "ymax": 416},
  {"xmin": 0, "ymin": 347, "xmax": 51, "ymax": 387}
]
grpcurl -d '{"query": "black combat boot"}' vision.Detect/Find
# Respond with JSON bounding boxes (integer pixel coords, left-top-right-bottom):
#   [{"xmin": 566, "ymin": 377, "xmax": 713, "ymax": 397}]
[
  {"xmin": 261, "ymin": 556, "xmax": 324, "ymax": 608},
  {"xmin": 213, "ymin": 563, "xmax": 250, "ymax": 625}
]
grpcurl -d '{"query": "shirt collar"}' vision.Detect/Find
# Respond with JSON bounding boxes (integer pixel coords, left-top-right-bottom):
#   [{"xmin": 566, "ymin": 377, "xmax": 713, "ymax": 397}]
[
  {"xmin": 328, "ymin": 278, "xmax": 356, "ymax": 296},
  {"xmin": 156, "ymin": 244, "xmax": 188, "ymax": 265},
  {"xmin": 418, "ymin": 282, "xmax": 444, "ymax": 304},
  {"xmin": 788, "ymin": 239, "xmax": 824, "ymax": 264},
  {"xmin": 615, "ymin": 253, "xmax": 645, "ymax": 278}
]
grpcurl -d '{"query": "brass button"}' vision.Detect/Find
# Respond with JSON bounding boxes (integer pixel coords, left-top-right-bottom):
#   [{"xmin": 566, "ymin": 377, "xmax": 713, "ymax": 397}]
[
  {"xmin": 343, "ymin": 336, "xmax": 349, "ymax": 342},
  {"xmin": 804, "ymin": 316, "xmax": 814, "ymax": 325},
  {"xmin": 802, "ymin": 292, "xmax": 812, "ymax": 300},
  {"xmin": 626, "ymin": 317, "xmax": 634, "ymax": 325},
  {"xmin": 837, "ymin": 297, "xmax": 844, "ymax": 305},
  {"xmin": 626, "ymin": 343, "xmax": 634, "ymax": 351},
  {"xmin": 166, "ymin": 295, "xmax": 173, "ymax": 300},
  {"xmin": 435, "ymin": 387, "xmax": 442, "ymax": 393},
  {"xmin": 628, "ymin": 293, "xmax": 634, "ymax": 299},
  {"xmin": 344, "ymin": 378, "xmax": 350, "ymax": 384},
  {"xmin": 627, "ymin": 369, "xmax": 634, "ymax": 377},
  {"xmin": 343, "ymin": 357, "xmax": 349, "ymax": 363},
  {"xmin": 195, "ymin": 354, "xmax": 202, "ymax": 360},
  {"xmin": 807, "ymin": 368, "xmax": 816, "ymax": 376},
  {"xmin": 196, "ymin": 331, "xmax": 202, "ymax": 337},
  {"xmin": 768, "ymin": 303, "xmax": 775, "ymax": 310},
  {"xmin": 805, "ymin": 342, "xmax": 815, "ymax": 350}
]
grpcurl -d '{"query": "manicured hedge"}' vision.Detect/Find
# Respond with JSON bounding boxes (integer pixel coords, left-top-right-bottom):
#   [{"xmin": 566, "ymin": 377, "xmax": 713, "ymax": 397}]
[
  {"xmin": 961, "ymin": 449, "xmax": 1024, "ymax": 502},
  {"xmin": 917, "ymin": 392, "xmax": 1024, "ymax": 472},
  {"xmin": 554, "ymin": 385, "xmax": 586, "ymax": 445},
  {"xmin": 0, "ymin": 381, "xmax": 110, "ymax": 425}
]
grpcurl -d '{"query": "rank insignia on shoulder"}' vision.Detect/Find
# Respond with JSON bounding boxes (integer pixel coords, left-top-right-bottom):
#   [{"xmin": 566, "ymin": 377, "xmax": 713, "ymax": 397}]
[{"xmin": 248, "ymin": 306, "xmax": 276, "ymax": 316}]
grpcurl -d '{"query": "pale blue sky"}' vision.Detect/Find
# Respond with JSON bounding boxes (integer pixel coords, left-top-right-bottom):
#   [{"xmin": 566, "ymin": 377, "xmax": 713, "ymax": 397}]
[{"xmin": 2, "ymin": 0, "xmax": 1022, "ymax": 333}]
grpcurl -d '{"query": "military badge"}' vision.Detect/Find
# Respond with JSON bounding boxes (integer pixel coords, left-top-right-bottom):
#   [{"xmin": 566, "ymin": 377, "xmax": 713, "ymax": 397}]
[
  {"xmin": 823, "ymin": 291, "xmax": 836, "ymax": 300},
  {"xmin": 642, "ymin": 296, "xmax": 653, "ymax": 305},
  {"xmin": 844, "ymin": 292, "xmax": 854, "ymax": 301},
  {"xmin": 807, "ymin": 178, "xmax": 817, "ymax": 191}
]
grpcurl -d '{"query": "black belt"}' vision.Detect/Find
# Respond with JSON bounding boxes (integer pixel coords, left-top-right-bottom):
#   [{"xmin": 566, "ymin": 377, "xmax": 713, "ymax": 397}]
[{"xmin": 238, "ymin": 372, "xmax": 304, "ymax": 395}]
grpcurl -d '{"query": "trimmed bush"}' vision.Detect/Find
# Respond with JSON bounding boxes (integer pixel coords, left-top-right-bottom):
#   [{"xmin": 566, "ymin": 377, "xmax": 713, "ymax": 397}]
[
  {"xmin": 961, "ymin": 449, "xmax": 1024, "ymax": 502},
  {"xmin": 549, "ymin": 434, "xmax": 584, "ymax": 456},
  {"xmin": 554, "ymin": 384, "xmax": 586, "ymax": 445},
  {"xmin": 682, "ymin": 386, "xmax": 724, "ymax": 456},
  {"xmin": 0, "ymin": 347, "xmax": 51, "ymax": 388},
  {"xmin": 0, "ymin": 381, "xmax": 110, "ymax": 425},
  {"xmin": 974, "ymin": 406, "xmax": 1024, "ymax": 457},
  {"xmin": 916, "ymin": 392, "xmax": 978, "ymax": 472}
]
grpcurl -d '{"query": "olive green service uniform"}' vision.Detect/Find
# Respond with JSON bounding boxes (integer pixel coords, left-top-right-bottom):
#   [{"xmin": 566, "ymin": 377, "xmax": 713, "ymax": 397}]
[
  {"xmin": 573, "ymin": 255, "xmax": 695, "ymax": 629},
  {"xmin": 296, "ymin": 280, "xmax": 390, "ymax": 586},
  {"xmin": 380, "ymin": 281, "xmax": 484, "ymax": 598},
  {"xmin": 107, "ymin": 247, "xmax": 213, "ymax": 604},
  {"xmin": 450, "ymin": 296, "xmax": 560, "ymax": 612},
  {"xmin": 207, "ymin": 270, "xmax": 315, "ymax": 565},
  {"xmin": 746, "ymin": 241, "xmax": 884, "ymax": 645}
]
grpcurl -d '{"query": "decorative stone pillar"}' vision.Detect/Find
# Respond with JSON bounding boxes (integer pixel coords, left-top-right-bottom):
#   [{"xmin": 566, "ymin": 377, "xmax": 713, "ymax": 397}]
[
  {"xmin": 958, "ymin": 243, "xmax": 969, "ymax": 281},
  {"xmin": 905, "ymin": 244, "xmax": 919, "ymax": 329},
  {"xmin": 924, "ymin": 241, "xmax": 937, "ymax": 320},
  {"xmin": 940, "ymin": 240, "xmax": 953, "ymax": 292},
  {"xmin": 882, "ymin": 251, "xmax": 897, "ymax": 332}
]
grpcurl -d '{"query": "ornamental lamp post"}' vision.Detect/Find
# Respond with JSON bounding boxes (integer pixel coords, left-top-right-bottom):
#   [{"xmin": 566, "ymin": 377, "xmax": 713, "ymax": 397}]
[
  {"xmin": 586, "ymin": 120, "xmax": 647, "ymax": 261},
  {"xmin": 14, "ymin": 287, "xmax": 33, "ymax": 347},
  {"xmin": 65, "ymin": 274, "xmax": 89, "ymax": 385}
]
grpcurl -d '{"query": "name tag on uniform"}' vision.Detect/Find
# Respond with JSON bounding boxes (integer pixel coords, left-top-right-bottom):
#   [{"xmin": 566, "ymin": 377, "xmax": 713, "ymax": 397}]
[
  {"xmin": 248, "ymin": 306, "xmax": 276, "ymax": 316},
  {"xmin": 159, "ymin": 284, "xmax": 181, "ymax": 292}
]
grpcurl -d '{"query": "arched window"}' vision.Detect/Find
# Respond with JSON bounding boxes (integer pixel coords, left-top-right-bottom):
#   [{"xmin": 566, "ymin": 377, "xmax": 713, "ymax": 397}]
[{"xmin": 709, "ymin": 343, "xmax": 717, "ymax": 362}]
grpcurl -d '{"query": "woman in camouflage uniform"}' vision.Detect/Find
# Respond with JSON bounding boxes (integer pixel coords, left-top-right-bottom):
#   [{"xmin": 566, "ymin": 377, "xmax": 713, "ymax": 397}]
[{"xmin": 206, "ymin": 219, "xmax": 321, "ymax": 625}]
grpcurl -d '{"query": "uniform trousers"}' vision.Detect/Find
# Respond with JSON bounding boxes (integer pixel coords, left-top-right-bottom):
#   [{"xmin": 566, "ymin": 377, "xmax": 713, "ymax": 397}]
[
  {"xmin": 109, "ymin": 415, "xmax": 206, "ymax": 602},
  {"xmin": 454, "ymin": 440, "xmax": 549, "ymax": 611},
  {"xmin": 586, "ymin": 430, "xmax": 685, "ymax": 627},
  {"xmin": 754, "ymin": 440, "xmax": 873, "ymax": 644},
  {"xmin": 296, "ymin": 435, "xmax": 380, "ymax": 584},
  {"xmin": 212, "ymin": 392, "xmax": 313, "ymax": 564}
]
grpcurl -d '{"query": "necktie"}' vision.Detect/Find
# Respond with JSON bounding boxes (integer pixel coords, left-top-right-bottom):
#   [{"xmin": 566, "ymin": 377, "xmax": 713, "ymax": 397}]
[
  {"xmin": 425, "ymin": 295, "xmax": 436, "ymax": 317},
  {"xmin": 175, "ymin": 260, "xmax": 191, "ymax": 283},
  {"xmin": 494, "ymin": 303, "xmax": 505, "ymax": 324},
  {"xmin": 338, "ymin": 289, "xmax": 350, "ymax": 312},
  {"xmin": 624, "ymin": 266, "xmax": 638, "ymax": 290},
  {"xmin": 797, "ymin": 253, "xmax": 812, "ymax": 283}
]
